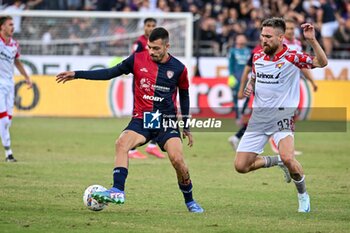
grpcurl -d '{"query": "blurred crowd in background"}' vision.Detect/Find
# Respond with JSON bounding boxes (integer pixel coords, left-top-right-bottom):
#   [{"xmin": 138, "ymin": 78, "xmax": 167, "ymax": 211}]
[{"xmin": 1, "ymin": 0, "xmax": 350, "ymax": 58}]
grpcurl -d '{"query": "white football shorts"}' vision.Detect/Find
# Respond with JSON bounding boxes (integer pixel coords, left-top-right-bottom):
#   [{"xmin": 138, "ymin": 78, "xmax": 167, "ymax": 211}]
[
  {"xmin": 237, "ymin": 109, "xmax": 295, "ymax": 154},
  {"xmin": 0, "ymin": 83, "xmax": 14, "ymax": 115}
]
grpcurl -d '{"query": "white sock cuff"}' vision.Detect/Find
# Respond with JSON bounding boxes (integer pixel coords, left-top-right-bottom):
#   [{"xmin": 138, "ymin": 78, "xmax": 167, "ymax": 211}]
[
  {"xmin": 5, "ymin": 148, "xmax": 13, "ymax": 157},
  {"xmin": 292, "ymin": 175, "xmax": 305, "ymax": 184}
]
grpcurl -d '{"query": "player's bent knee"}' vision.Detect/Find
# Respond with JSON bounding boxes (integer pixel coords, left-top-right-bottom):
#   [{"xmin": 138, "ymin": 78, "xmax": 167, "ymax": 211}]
[
  {"xmin": 279, "ymin": 154, "xmax": 295, "ymax": 168},
  {"xmin": 234, "ymin": 152, "xmax": 253, "ymax": 173},
  {"xmin": 234, "ymin": 160, "xmax": 250, "ymax": 173}
]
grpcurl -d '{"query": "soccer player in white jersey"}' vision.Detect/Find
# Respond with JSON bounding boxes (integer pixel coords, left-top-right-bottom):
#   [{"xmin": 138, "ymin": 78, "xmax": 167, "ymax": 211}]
[
  {"xmin": 268, "ymin": 18, "xmax": 319, "ymax": 154},
  {"xmin": 235, "ymin": 17, "xmax": 327, "ymax": 213},
  {"xmin": 0, "ymin": 16, "xmax": 32, "ymax": 162}
]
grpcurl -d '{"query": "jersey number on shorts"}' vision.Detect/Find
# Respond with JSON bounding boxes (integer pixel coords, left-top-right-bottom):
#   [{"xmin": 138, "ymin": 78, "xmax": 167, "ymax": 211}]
[{"xmin": 277, "ymin": 118, "xmax": 294, "ymax": 131}]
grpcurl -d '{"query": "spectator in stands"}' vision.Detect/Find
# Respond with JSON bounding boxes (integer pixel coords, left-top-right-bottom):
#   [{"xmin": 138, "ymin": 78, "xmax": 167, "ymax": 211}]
[
  {"xmin": 46, "ymin": 0, "xmax": 67, "ymax": 10},
  {"xmin": 113, "ymin": 0, "xmax": 126, "ymax": 11},
  {"xmin": 239, "ymin": 0, "xmax": 254, "ymax": 22},
  {"xmin": 3, "ymin": 0, "xmax": 25, "ymax": 34},
  {"xmin": 199, "ymin": 17, "xmax": 220, "ymax": 56},
  {"xmin": 41, "ymin": 26, "xmax": 53, "ymax": 54},
  {"xmin": 245, "ymin": 17, "xmax": 262, "ymax": 46},
  {"xmin": 216, "ymin": 23, "xmax": 232, "ymax": 55},
  {"xmin": 67, "ymin": 0, "xmax": 83, "ymax": 10},
  {"xmin": 26, "ymin": 0, "xmax": 45, "ymax": 10},
  {"xmin": 157, "ymin": 0, "xmax": 170, "ymax": 12},
  {"xmin": 334, "ymin": 18, "xmax": 350, "ymax": 54},
  {"xmin": 95, "ymin": 0, "xmax": 115, "ymax": 11},
  {"xmin": 341, "ymin": 2, "xmax": 350, "ymax": 21},
  {"xmin": 317, "ymin": 0, "xmax": 340, "ymax": 57},
  {"xmin": 3, "ymin": 0, "xmax": 350, "ymax": 58}
]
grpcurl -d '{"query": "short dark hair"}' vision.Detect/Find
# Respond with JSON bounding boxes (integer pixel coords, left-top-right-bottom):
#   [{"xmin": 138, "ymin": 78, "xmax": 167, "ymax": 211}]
[
  {"xmin": 0, "ymin": 16, "xmax": 13, "ymax": 27},
  {"xmin": 149, "ymin": 27, "xmax": 169, "ymax": 43},
  {"xmin": 144, "ymin": 17, "xmax": 157, "ymax": 25},
  {"xmin": 261, "ymin": 17, "xmax": 286, "ymax": 34}
]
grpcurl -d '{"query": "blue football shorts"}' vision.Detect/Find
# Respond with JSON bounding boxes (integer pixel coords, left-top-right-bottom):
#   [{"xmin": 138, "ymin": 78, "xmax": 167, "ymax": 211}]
[{"xmin": 124, "ymin": 118, "xmax": 181, "ymax": 151}]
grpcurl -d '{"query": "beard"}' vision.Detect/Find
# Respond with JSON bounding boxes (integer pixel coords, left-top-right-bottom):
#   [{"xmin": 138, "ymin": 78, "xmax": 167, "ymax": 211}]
[
  {"xmin": 151, "ymin": 52, "xmax": 165, "ymax": 62},
  {"xmin": 263, "ymin": 44, "xmax": 278, "ymax": 56},
  {"xmin": 151, "ymin": 55, "xmax": 160, "ymax": 62}
]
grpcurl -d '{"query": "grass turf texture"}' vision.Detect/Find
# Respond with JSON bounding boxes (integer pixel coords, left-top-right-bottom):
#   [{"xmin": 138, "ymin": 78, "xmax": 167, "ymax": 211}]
[{"xmin": 0, "ymin": 117, "xmax": 349, "ymax": 233}]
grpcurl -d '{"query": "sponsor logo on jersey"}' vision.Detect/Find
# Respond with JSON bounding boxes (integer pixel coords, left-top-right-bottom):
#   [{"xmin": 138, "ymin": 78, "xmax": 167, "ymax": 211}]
[
  {"xmin": 152, "ymin": 84, "xmax": 170, "ymax": 92},
  {"xmin": 275, "ymin": 62, "xmax": 285, "ymax": 69},
  {"xmin": 140, "ymin": 78, "xmax": 152, "ymax": 91},
  {"xmin": 0, "ymin": 50, "xmax": 15, "ymax": 63},
  {"xmin": 140, "ymin": 67, "xmax": 148, "ymax": 72},
  {"xmin": 166, "ymin": 70, "xmax": 174, "ymax": 79},
  {"xmin": 257, "ymin": 72, "xmax": 281, "ymax": 79},
  {"xmin": 143, "ymin": 95, "xmax": 164, "ymax": 102}
]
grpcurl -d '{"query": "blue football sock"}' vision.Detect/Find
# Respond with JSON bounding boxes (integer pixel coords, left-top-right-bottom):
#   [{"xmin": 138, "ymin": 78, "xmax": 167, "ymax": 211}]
[
  {"xmin": 113, "ymin": 167, "xmax": 128, "ymax": 191},
  {"xmin": 179, "ymin": 182, "xmax": 193, "ymax": 203}
]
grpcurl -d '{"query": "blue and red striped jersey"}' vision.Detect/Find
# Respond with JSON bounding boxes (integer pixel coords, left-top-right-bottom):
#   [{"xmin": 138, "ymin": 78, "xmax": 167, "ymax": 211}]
[{"xmin": 74, "ymin": 51, "xmax": 189, "ymax": 120}]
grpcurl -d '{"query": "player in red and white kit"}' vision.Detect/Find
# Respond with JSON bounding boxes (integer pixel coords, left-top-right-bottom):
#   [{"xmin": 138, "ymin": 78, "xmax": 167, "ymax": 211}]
[
  {"xmin": 0, "ymin": 16, "xmax": 32, "ymax": 162},
  {"xmin": 268, "ymin": 18, "xmax": 319, "ymax": 154},
  {"xmin": 235, "ymin": 18, "xmax": 327, "ymax": 213},
  {"xmin": 128, "ymin": 17, "xmax": 166, "ymax": 159}
]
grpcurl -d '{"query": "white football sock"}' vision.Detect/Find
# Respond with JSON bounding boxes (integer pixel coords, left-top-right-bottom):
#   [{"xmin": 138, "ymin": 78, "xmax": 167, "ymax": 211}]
[{"xmin": 0, "ymin": 117, "xmax": 11, "ymax": 150}]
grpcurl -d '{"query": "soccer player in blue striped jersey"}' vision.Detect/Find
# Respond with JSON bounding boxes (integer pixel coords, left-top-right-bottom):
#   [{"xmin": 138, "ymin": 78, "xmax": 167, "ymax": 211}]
[{"xmin": 56, "ymin": 27, "xmax": 204, "ymax": 213}]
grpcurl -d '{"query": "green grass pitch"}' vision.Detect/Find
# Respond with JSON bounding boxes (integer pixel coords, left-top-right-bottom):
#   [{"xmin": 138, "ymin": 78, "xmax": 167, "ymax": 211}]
[{"xmin": 0, "ymin": 118, "xmax": 349, "ymax": 233}]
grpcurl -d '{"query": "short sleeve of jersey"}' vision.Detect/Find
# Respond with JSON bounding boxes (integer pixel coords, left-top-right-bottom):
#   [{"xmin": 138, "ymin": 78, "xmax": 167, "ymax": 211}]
[
  {"xmin": 286, "ymin": 51, "xmax": 314, "ymax": 69},
  {"xmin": 178, "ymin": 67, "xmax": 189, "ymax": 89},
  {"xmin": 251, "ymin": 52, "xmax": 263, "ymax": 79}
]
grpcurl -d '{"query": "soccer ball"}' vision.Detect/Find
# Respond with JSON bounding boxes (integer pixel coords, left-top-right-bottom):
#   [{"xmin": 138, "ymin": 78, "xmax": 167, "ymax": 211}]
[{"xmin": 83, "ymin": 184, "xmax": 107, "ymax": 211}]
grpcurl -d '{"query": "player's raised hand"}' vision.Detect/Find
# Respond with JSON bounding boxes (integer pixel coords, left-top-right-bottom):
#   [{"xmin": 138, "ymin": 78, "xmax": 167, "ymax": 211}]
[
  {"xmin": 182, "ymin": 129, "xmax": 193, "ymax": 147},
  {"xmin": 56, "ymin": 71, "xmax": 75, "ymax": 84},
  {"xmin": 301, "ymin": 23, "xmax": 316, "ymax": 41}
]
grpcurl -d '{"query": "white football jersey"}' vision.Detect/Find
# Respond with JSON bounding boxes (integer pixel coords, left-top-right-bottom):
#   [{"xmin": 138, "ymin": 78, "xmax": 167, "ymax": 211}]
[
  {"xmin": 283, "ymin": 38, "xmax": 302, "ymax": 52},
  {"xmin": 0, "ymin": 36, "xmax": 20, "ymax": 84},
  {"xmin": 252, "ymin": 45, "xmax": 313, "ymax": 110}
]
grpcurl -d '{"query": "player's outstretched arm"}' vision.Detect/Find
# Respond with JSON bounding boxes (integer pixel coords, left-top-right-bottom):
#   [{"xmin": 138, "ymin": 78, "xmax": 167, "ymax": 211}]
[
  {"xmin": 56, "ymin": 71, "xmax": 76, "ymax": 84},
  {"xmin": 301, "ymin": 23, "xmax": 328, "ymax": 68},
  {"xmin": 15, "ymin": 58, "xmax": 33, "ymax": 89}
]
